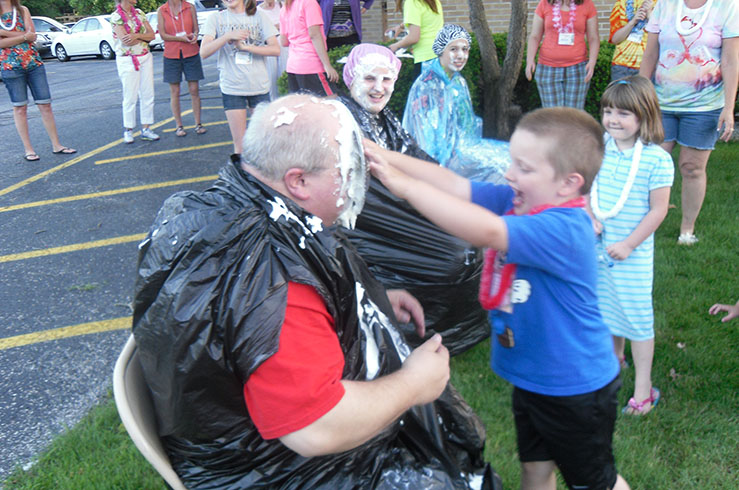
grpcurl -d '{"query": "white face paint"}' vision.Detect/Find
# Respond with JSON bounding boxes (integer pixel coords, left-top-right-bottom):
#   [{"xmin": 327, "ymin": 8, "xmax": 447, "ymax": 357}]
[
  {"xmin": 319, "ymin": 99, "xmax": 368, "ymax": 229},
  {"xmin": 348, "ymin": 54, "xmax": 398, "ymax": 114},
  {"xmin": 439, "ymin": 38, "xmax": 470, "ymax": 75}
]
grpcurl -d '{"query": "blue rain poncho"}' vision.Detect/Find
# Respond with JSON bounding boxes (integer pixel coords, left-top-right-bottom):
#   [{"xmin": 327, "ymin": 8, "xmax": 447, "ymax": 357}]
[{"xmin": 402, "ymin": 58, "xmax": 510, "ymax": 183}]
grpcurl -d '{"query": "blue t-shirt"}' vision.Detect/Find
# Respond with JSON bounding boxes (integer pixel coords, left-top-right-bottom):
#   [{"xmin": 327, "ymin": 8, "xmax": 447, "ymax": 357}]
[{"xmin": 471, "ymin": 182, "xmax": 619, "ymax": 396}]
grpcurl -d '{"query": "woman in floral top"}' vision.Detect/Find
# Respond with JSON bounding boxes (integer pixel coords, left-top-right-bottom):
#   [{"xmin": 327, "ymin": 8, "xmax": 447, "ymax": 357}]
[
  {"xmin": 111, "ymin": 0, "xmax": 158, "ymax": 143},
  {"xmin": 0, "ymin": 0, "xmax": 75, "ymax": 161}
]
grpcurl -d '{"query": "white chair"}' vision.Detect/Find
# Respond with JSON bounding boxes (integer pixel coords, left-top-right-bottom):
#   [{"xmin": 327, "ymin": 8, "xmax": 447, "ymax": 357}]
[{"xmin": 113, "ymin": 334, "xmax": 188, "ymax": 490}]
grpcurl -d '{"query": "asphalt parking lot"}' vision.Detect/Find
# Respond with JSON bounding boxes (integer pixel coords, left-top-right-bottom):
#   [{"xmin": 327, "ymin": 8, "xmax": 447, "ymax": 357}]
[{"xmin": 0, "ymin": 51, "xmax": 234, "ymax": 478}]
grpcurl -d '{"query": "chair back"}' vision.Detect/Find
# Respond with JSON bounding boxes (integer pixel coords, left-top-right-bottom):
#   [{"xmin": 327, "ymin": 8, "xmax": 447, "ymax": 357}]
[{"xmin": 113, "ymin": 335, "xmax": 188, "ymax": 490}]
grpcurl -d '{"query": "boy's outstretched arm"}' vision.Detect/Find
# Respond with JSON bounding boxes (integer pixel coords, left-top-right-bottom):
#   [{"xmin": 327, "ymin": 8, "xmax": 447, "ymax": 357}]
[
  {"xmin": 363, "ymin": 140, "xmax": 471, "ymax": 200},
  {"xmin": 367, "ymin": 145, "xmax": 509, "ymax": 252}
]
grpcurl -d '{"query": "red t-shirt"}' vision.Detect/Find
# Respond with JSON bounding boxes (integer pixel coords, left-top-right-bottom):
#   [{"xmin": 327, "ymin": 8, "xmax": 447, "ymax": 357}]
[
  {"xmin": 243, "ymin": 282, "xmax": 346, "ymax": 440},
  {"xmin": 535, "ymin": 0, "xmax": 597, "ymax": 67}
]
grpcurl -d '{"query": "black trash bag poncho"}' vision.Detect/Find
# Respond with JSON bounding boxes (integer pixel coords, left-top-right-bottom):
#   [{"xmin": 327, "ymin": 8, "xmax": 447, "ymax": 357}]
[
  {"xmin": 132, "ymin": 160, "xmax": 501, "ymax": 489},
  {"xmin": 340, "ymin": 96, "xmax": 490, "ymax": 355}
]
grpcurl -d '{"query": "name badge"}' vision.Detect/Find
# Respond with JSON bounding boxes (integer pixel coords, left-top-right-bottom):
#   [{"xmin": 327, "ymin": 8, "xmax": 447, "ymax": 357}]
[
  {"xmin": 235, "ymin": 51, "xmax": 252, "ymax": 65},
  {"xmin": 627, "ymin": 29, "xmax": 643, "ymax": 43},
  {"xmin": 558, "ymin": 32, "xmax": 574, "ymax": 45},
  {"xmin": 176, "ymin": 31, "xmax": 187, "ymax": 37}
]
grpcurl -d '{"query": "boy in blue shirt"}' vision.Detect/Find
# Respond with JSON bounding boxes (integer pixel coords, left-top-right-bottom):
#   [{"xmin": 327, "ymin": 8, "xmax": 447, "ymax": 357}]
[{"xmin": 366, "ymin": 107, "xmax": 630, "ymax": 490}]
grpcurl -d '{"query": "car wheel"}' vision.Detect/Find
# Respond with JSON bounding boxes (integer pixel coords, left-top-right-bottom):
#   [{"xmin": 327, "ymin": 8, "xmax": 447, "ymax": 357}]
[
  {"xmin": 55, "ymin": 44, "xmax": 69, "ymax": 62},
  {"xmin": 100, "ymin": 41, "xmax": 115, "ymax": 60}
]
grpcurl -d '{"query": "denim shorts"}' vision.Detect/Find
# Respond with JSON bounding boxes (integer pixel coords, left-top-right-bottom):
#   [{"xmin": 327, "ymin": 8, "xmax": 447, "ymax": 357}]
[
  {"xmin": 662, "ymin": 108, "xmax": 722, "ymax": 150},
  {"xmin": 221, "ymin": 91, "xmax": 270, "ymax": 111},
  {"xmin": 1, "ymin": 64, "xmax": 51, "ymax": 106},
  {"xmin": 610, "ymin": 64, "xmax": 638, "ymax": 82},
  {"xmin": 163, "ymin": 53, "xmax": 204, "ymax": 84}
]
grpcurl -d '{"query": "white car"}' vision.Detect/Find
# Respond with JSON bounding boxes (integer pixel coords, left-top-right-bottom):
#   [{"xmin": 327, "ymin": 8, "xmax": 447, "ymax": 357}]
[
  {"xmin": 51, "ymin": 15, "xmax": 116, "ymax": 62},
  {"xmin": 31, "ymin": 16, "xmax": 69, "ymax": 56},
  {"xmin": 145, "ymin": 12, "xmax": 163, "ymax": 50}
]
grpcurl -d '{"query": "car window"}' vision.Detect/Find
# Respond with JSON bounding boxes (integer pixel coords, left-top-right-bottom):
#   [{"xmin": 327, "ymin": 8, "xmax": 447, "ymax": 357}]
[
  {"xmin": 71, "ymin": 20, "xmax": 87, "ymax": 33},
  {"xmin": 33, "ymin": 19, "xmax": 52, "ymax": 31},
  {"xmin": 86, "ymin": 19, "xmax": 101, "ymax": 31}
]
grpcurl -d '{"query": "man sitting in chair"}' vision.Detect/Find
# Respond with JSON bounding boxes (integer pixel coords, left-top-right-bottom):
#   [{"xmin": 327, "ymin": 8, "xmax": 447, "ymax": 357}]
[{"xmin": 132, "ymin": 94, "xmax": 499, "ymax": 489}]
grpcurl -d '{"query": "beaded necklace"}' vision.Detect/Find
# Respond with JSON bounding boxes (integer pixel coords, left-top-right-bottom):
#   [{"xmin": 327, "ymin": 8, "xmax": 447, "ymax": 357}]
[
  {"xmin": 591, "ymin": 138, "xmax": 643, "ymax": 221},
  {"xmin": 116, "ymin": 3, "xmax": 145, "ymax": 69},
  {"xmin": 0, "ymin": 6, "xmax": 17, "ymax": 31},
  {"xmin": 552, "ymin": 0, "xmax": 577, "ymax": 33}
]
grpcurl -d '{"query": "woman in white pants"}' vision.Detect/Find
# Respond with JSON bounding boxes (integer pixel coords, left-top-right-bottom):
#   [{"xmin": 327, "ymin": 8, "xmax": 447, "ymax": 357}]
[{"xmin": 111, "ymin": 0, "xmax": 158, "ymax": 143}]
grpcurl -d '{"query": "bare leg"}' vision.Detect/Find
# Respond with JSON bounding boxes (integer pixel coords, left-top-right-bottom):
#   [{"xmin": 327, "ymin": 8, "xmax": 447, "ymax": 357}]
[
  {"xmin": 225, "ymin": 108, "xmax": 247, "ymax": 154},
  {"xmin": 613, "ymin": 473, "xmax": 631, "ymax": 490},
  {"xmin": 37, "ymin": 103, "xmax": 64, "ymax": 151},
  {"xmin": 612, "ymin": 335, "xmax": 625, "ymax": 364},
  {"xmin": 676, "ymin": 146, "xmax": 712, "ymax": 235},
  {"xmin": 188, "ymin": 81, "xmax": 201, "ymax": 126},
  {"xmin": 13, "ymin": 105, "xmax": 35, "ymax": 155},
  {"xmin": 170, "ymin": 82, "xmax": 182, "ymax": 128},
  {"xmin": 626, "ymin": 338, "xmax": 655, "ymax": 413},
  {"xmin": 521, "ymin": 460, "xmax": 556, "ymax": 490}
]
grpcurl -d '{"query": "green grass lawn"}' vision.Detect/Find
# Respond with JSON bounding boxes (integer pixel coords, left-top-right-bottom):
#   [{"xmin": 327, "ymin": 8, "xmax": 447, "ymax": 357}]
[{"xmin": 4, "ymin": 142, "xmax": 737, "ymax": 489}]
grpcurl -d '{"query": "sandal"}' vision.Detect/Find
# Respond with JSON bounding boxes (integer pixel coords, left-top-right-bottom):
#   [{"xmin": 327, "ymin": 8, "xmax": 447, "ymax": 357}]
[
  {"xmin": 175, "ymin": 126, "xmax": 187, "ymax": 137},
  {"xmin": 622, "ymin": 387, "xmax": 660, "ymax": 415},
  {"xmin": 195, "ymin": 124, "xmax": 207, "ymax": 135},
  {"xmin": 24, "ymin": 152, "xmax": 40, "ymax": 161},
  {"xmin": 677, "ymin": 233, "xmax": 698, "ymax": 245},
  {"xmin": 52, "ymin": 146, "xmax": 77, "ymax": 154}
]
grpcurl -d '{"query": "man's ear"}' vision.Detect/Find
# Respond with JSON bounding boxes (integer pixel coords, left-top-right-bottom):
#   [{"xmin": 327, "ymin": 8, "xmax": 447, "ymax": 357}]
[
  {"xmin": 283, "ymin": 168, "xmax": 311, "ymax": 201},
  {"xmin": 558, "ymin": 172, "xmax": 585, "ymax": 196}
]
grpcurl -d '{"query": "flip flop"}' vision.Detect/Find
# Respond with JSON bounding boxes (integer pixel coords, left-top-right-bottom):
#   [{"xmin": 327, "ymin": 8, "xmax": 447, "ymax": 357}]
[
  {"xmin": 52, "ymin": 146, "xmax": 77, "ymax": 154},
  {"xmin": 195, "ymin": 124, "xmax": 207, "ymax": 135},
  {"xmin": 622, "ymin": 387, "xmax": 660, "ymax": 415},
  {"xmin": 24, "ymin": 152, "xmax": 40, "ymax": 161}
]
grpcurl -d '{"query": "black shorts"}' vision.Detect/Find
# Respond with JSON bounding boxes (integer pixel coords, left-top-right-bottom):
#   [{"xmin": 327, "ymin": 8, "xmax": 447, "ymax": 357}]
[
  {"xmin": 513, "ymin": 376, "xmax": 621, "ymax": 490},
  {"xmin": 286, "ymin": 72, "xmax": 336, "ymax": 97},
  {"xmin": 163, "ymin": 53, "xmax": 204, "ymax": 84}
]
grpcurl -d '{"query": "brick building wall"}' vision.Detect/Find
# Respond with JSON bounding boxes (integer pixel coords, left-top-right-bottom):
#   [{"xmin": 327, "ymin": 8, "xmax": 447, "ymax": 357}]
[{"xmin": 361, "ymin": 0, "xmax": 617, "ymax": 45}]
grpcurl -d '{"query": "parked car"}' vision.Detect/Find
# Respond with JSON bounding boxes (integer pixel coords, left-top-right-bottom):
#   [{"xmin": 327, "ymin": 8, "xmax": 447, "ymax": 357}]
[
  {"xmin": 189, "ymin": 0, "xmax": 221, "ymax": 41},
  {"xmin": 31, "ymin": 16, "xmax": 69, "ymax": 57},
  {"xmin": 51, "ymin": 15, "xmax": 116, "ymax": 62},
  {"xmin": 145, "ymin": 12, "xmax": 164, "ymax": 50}
]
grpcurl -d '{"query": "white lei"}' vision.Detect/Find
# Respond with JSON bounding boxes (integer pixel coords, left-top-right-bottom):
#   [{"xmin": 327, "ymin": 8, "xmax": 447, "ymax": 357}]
[
  {"xmin": 676, "ymin": 0, "xmax": 714, "ymax": 36},
  {"xmin": 591, "ymin": 138, "xmax": 643, "ymax": 221},
  {"xmin": 1, "ymin": 7, "xmax": 17, "ymax": 31}
]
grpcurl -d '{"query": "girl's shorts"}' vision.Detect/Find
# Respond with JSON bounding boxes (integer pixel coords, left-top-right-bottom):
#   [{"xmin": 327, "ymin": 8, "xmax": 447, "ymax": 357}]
[
  {"xmin": 1, "ymin": 64, "xmax": 51, "ymax": 106},
  {"xmin": 163, "ymin": 53, "xmax": 204, "ymax": 84},
  {"xmin": 662, "ymin": 108, "xmax": 722, "ymax": 150},
  {"xmin": 221, "ymin": 92, "xmax": 270, "ymax": 111}
]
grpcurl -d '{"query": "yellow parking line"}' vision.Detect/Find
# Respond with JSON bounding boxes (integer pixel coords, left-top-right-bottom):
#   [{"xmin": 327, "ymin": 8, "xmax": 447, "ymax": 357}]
[
  {"xmin": 0, "ymin": 175, "xmax": 217, "ymax": 214},
  {"xmin": 0, "ymin": 233, "xmax": 146, "ymax": 264},
  {"xmin": 163, "ymin": 120, "xmax": 227, "ymax": 132},
  {"xmin": 0, "ymin": 317, "xmax": 131, "ymax": 351},
  {"xmin": 95, "ymin": 141, "xmax": 232, "ymax": 165}
]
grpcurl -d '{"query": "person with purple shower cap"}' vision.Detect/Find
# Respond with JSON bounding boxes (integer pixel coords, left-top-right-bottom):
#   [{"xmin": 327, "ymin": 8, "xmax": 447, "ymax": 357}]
[{"xmin": 340, "ymin": 43, "xmax": 493, "ymax": 356}]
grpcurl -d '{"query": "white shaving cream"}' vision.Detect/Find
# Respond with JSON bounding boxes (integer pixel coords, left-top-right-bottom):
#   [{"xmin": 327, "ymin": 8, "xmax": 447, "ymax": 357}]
[{"xmin": 271, "ymin": 107, "xmax": 298, "ymax": 128}]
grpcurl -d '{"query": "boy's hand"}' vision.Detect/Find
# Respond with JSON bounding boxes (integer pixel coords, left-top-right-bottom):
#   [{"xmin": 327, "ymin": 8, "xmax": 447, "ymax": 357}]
[
  {"xmin": 709, "ymin": 301, "xmax": 739, "ymax": 323},
  {"xmin": 365, "ymin": 143, "xmax": 413, "ymax": 200},
  {"xmin": 607, "ymin": 241, "xmax": 634, "ymax": 260}
]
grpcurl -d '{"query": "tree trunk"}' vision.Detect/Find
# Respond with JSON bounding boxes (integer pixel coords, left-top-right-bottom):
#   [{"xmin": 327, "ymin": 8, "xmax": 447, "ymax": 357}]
[{"xmin": 467, "ymin": 0, "xmax": 528, "ymax": 139}]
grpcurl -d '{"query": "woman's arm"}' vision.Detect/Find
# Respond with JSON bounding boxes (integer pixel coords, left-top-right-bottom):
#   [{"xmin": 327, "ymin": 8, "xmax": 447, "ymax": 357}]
[
  {"xmin": 606, "ymin": 186, "xmax": 670, "ymax": 260},
  {"xmin": 584, "ymin": 15, "xmax": 600, "ymax": 82},
  {"xmin": 389, "ymin": 24, "xmax": 419, "ymax": 52},
  {"xmin": 718, "ymin": 37, "xmax": 738, "ymax": 142},
  {"xmin": 238, "ymin": 34, "xmax": 280, "ymax": 56},
  {"xmin": 20, "ymin": 6, "xmax": 36, "ymax": 43},
  {"xmin": 307, "ymin": 24, "xmax": 338, "ymax": 82},
  {"xmin": 639, "ymin": 32, "xmax": 659, "ymax": 78},
  {"xmin": 0, "ymin": 32, "xmax": 26, "ymax": 48},
  {"xmin": 157, "ymin": 9, "xmax": 185, "ymax": 42},
  {"xmin": 525, "ymin": 15, "xmax": 544, "ymax": 81},
  {"xmin": 610, "ymin": 0, "xmax": 652, "ymax": 44}
]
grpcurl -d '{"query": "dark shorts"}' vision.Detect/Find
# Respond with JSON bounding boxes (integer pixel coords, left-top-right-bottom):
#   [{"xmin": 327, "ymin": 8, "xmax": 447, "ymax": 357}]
[
  {"xmin": 662, "ymin": 108, "xmax": 722, "ymax": 150},
  {"xmin": 1, "ymin": 64, "xmax": 51, "ymax": 106},
  {"xmin": 610, "ymin": 64, "xmax": 638, "ymax": 82},
  {"xmin": 286, "ymin": 72, "xmax": 336, "ymax": 97},
  {"xmin": 221, "ymin": 91, "xmax": 270, "ymax": 111},
  {"xmin": 513, "ymin": 376, "xmax": 621, "ymax": 490},
  {"xmin": 163, "ymin": 53, "xmax": 204, "ymax": 84}
]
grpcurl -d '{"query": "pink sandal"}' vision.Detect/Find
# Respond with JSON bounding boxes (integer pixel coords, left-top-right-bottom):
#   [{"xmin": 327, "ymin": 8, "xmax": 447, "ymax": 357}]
[{"xmin": 622, "ymin": 387, "xmax": 660, "ymax": 415}]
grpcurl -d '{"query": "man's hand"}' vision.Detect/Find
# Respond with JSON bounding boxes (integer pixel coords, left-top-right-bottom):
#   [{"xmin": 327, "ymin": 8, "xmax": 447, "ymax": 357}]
[
  {"xmin": 709, "ymin": 301, "xmax": 739, "ymax": 323},
  {"xmin": 365, "ymin": 141, "xmax": 413, "ymax": 200},
  {"xmin": 386, "ymin": 289, "xmax": 425, "ymax": 337},
  {"xmin": 400, "ymin": 334, "xmax": 449, "ymax": 405}
]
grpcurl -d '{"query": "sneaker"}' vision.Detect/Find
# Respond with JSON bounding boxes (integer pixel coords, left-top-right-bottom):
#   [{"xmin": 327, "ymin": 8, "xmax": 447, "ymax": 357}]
[
  {"xmin": 140, "ymin": 128, "xmax": 160, "ymax": 141},
  {"xmin": 123, "ymin": 129, "xmax": 134, "ymax": 144},
  {"xmin": 677, "ymin": 233, "xmax": 698, "ymax": 245}
]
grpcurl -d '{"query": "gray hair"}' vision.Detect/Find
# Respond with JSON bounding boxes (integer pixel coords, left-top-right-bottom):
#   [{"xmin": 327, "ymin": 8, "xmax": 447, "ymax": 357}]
[{"xmin": 241, "ymin": 96, "xmax": 337, "ymax": 181}]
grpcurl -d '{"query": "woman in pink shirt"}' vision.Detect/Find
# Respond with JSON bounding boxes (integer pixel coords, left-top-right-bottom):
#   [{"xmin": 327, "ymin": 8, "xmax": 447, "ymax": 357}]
[
  {"xmin": 280, "ymin": 0, "xmax": 339, "ymax": 95},
  {"xmin": 526, "ymin": 0, "xmax": 600, "ymax": 109}
]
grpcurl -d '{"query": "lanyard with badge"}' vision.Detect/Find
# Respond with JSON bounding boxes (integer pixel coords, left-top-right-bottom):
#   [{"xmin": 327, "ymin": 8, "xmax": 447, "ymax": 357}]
[
  {"xmin": 626, "ymin": 0, "xmax": 648, "ymax": 43},
  {"xmin": 226, "ymin": 10, "xmax": 252, "ymax": 65},
  {"xmin": 552, "ymin": 0, "xmax": 577, "ymax": 46},
  {"xmin": 168, "ymin": 0, "xmax": 188, "ymax": 38}
]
